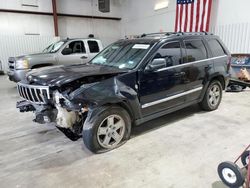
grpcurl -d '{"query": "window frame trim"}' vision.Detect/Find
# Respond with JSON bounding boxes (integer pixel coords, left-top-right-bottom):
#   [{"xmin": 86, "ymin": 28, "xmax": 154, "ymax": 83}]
[{"xmin": 144, "ymin": 40, "xmax": 184, "ymax": 71}]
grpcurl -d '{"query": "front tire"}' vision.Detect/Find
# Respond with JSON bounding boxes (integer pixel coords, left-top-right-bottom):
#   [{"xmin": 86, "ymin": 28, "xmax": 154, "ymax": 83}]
[
  {"xmin": 200, "ymin": 80, "xmax": 223, "ymax": 111},
  {"xmin": 82, "ymin": 105, "xmax": 131, "ymax": 153}
]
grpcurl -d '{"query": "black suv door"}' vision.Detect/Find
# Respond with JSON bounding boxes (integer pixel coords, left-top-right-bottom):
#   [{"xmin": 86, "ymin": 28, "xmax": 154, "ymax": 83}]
[
  {"xmin": 181, "ymin": 38, "xmax": 210, "ymax": 102},
  {"xmin": 138, "ymin": 41, "xmax": 187, "ymax": 116}
]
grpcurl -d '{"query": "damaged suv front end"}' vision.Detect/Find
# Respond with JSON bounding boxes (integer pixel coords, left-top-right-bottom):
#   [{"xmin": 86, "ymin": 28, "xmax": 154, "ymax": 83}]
[
  {"xmin": 16, "ymin": 64, "xmax": 129, "ymax": 141},
  {"xmin": 16, "ymin": 39, "xmax": 155, "ymax": 152}
]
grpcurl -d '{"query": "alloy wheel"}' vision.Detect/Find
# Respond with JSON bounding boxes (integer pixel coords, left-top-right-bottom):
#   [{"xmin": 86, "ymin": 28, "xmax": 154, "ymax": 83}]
[
  {"xmin": 208, "ymin": 84, "xmax": 221, "ymax": 107},
  {"xmin": 97, "ymin": 114, "xmax": 126, "ymax": 149}
]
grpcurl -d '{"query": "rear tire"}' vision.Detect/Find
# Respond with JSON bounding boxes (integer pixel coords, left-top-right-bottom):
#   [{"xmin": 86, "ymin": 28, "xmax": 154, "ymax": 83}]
[
  {"xmin": 217, "ymin": 161, "xmax": 245, "ymax": 187},
  {"xmin": 82, "ymin": 105, "xmax": 131, "ymax": 153},
  {"xmin": 199, "ymin": 80, "xmax": 223, "ymax": 111}
]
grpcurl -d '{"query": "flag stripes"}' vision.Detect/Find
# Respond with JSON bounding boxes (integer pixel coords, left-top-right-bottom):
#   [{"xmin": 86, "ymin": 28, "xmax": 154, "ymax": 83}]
[{"xmin": 175, "ymin": 0, "xmax": 213, "ymax": 32}]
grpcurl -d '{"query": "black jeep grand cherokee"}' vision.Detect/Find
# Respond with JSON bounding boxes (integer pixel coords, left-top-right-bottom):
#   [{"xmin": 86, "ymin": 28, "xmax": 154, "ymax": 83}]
[{"xmin": 17, "ymin": 32, "xmax": 230, "ymax": 153}]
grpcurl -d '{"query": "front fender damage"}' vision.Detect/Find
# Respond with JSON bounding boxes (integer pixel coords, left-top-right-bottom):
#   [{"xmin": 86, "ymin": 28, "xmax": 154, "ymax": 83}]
[
  {"xmin": 16, "ymin": 74, "xmax": 141, "ymax": 141},
  {"xmin": 65, "ymin": 76, "xmax": 141, "ymax": 121}
]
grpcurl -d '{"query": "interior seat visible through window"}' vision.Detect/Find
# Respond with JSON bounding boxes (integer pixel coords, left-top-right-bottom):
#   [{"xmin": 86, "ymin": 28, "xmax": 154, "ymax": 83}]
[{"xmin": 63, "ymin": 41, "xmax": 86, "ymax": 54}]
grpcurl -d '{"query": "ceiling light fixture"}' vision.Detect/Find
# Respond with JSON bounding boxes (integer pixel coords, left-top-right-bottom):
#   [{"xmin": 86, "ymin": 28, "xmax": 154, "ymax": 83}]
[{"xmin": 154, "ymin": 1, "xmax": 169, "ymax": 11}]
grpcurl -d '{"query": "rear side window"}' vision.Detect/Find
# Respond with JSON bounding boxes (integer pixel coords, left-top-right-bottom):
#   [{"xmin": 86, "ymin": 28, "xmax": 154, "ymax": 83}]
[
  {"xmin": 184, "ymin": 40, "xmax": 207, "ymax": 63},
  {"xmin": 88, "ymin": 40, "xmax": 100, "ymax": 53},
  {"xmin": 154, "ymin": 42, "xmax": 182, "ymax": 67},
  {"xmin": 207, "ymin": 39, "xmax": 226, "ymax": 57}
]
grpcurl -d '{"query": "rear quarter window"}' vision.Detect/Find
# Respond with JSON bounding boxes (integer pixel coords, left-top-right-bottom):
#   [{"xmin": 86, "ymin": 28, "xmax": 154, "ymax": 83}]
[
  {"xmin": 207, "ymin": 39, "xmax": 227, "ymax": 57},
  {"xmin": 184, "ymin": 39, "xmax": 208, "ymax": 63}
]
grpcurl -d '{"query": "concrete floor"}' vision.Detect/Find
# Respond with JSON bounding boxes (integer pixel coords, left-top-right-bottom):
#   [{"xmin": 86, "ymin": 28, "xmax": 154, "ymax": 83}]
[{"xmin": 0, "ymin": 75, "xmax": 250, "ymax": 188}]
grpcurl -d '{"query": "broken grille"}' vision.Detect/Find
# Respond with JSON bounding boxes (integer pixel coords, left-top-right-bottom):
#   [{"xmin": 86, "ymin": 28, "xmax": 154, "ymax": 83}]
[{"xmin": 17, "ymin": 83, "xmax": 50, "ymax": 104}]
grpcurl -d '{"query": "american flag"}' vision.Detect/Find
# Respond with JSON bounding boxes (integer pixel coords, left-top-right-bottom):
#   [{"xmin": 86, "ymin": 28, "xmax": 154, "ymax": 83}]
[{"xmin": 175, "ymin": 0, "xmax": 213, "ymax": 32}]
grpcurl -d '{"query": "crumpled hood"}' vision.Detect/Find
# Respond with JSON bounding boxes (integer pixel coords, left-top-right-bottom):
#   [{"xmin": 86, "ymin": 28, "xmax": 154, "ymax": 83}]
[{"xmin": 26, "ymin": 64, "xmax": 128, "ymax": 87}]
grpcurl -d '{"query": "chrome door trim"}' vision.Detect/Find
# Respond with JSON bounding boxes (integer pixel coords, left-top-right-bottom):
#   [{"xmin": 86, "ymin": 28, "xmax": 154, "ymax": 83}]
[
  {"xmin": 141, "ymin": 86, "xmax": 203, "ymax": 109},
  {"xmin": 156, "ymin": 55, "xmax": 227, "ymax": 72}
]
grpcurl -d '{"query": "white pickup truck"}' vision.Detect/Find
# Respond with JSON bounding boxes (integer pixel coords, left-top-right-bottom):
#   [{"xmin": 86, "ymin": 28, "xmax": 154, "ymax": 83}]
[{"xmin": 7, "ymin": 37, "xmax": 103, "ymax": 82}]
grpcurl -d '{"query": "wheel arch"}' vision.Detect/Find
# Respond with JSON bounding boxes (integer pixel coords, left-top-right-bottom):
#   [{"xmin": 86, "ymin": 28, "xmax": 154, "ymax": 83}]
[
  {"xmin": 101, "ymin": 101, "xmax": 136, "ymax": 124},
  {"xmin": 209, "ymin": 74, "xmax": 226, "ymax": 90}
]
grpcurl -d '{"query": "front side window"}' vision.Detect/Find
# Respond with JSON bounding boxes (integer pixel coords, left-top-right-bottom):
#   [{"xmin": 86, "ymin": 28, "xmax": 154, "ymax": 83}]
[
  {"xmin": 152, "ymin": 42, "xmax": 182, "ymax": 68},
  {"xmin": 43, "ymin": 41, "xmax": 65, "ymax": 53},
  {"xmin": 184, "ymin": 40, "xmax": 207, "ymax": 63},
  {"xmin": 62, "ymin": 41, "xmax": 86, "ymax": 55},
  {"xmin": 88, "ymin": 40, "xmax": 100, "ymax": 53},
  {"xmin": 90, "ymin": 42, "xmax": 154, "ymax": 69}
]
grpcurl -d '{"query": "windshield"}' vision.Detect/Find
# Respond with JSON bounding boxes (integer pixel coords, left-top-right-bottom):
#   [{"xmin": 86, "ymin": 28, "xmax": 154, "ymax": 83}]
[
  {"xmin": 90, "ymin": 41, "xmax": 153, "ymax": 69},
  {"xmin": 43, "ymin": 41, "xmax": 65, "ymax": 53}
]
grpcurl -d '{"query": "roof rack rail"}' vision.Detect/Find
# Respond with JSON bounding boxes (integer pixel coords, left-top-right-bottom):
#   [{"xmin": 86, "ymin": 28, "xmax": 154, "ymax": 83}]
[
  {"xmin": 140, "ymin": 31, "xmax": 213, "ymax": 38},
  {"xmin": 176, "ymin": 31, "xmax": 213, "ymax": 35},
  {"xmin": 140, "ymin": 32, "xmax": 175, "ymax": 37}
]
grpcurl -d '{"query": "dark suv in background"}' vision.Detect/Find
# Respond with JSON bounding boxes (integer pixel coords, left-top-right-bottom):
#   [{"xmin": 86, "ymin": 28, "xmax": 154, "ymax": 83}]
[{"xmin": 16, "ymin": 32, "xmax": 230, "ymax": 153}]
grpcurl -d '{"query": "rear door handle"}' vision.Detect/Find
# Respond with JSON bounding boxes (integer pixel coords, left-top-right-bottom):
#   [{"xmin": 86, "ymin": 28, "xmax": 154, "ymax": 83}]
[{"xmin": 205, "ymin": 64, "xmax": 213, "ymax": 70}]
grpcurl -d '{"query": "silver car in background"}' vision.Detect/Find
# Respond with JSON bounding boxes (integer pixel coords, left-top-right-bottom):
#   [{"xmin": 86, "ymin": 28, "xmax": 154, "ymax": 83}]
[{"xmin": 7, "ymin": 38, "xmax": 103, "ymax": 82}]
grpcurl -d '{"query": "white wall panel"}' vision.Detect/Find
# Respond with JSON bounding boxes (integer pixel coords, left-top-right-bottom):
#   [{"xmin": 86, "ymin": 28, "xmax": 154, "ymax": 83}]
[
  {"xmin": 121, "ymin": 0, "xmax": 176, "ymax": 36},
  {"xmin": 0, "ymin": 0, "xmax": 122, "ymax": 45},
  {"xmin": 211, "ymin": 23, "xmax": 250, "ymax": 53},
  {"xmin": 0, "ymin": 35, "xmax": 59, "ymax": 71},
  {"xmin": 58, "ymin": 17, "xmax": 122, "ymax": 47},
  {"xmin": 0, "ymin": 13, "xmax": 54, "ymax": 36}
]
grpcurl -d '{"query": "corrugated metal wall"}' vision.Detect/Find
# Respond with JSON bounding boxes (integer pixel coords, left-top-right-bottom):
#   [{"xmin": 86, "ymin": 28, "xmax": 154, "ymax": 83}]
[
  {"xmin": 211, "ymin": 23, "xmax": 250, "ymax": 54},
  {"xmin": 0, "ymin": 35, "xmax": 60, "ymax": 71}
]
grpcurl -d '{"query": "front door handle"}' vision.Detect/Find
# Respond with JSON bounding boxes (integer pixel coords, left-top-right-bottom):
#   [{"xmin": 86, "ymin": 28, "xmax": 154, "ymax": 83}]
[
  {"xmin": 81, "ymin": 55, "xmax": 88, "ymax": 59},
  {"xmin": 174, "ymin": 72, "xmax": 186, "ymax": 77}
]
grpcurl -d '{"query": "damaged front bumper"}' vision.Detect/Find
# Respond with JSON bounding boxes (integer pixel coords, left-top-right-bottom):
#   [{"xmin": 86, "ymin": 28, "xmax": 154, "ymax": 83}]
[
  {"xmin": 16, "ymin": 81, "xmax": 94, "ymax": 141},
  {"xmin": 16, "ymin": 100, "xmax": 57, "ymax": 124},
  {"xmin": 16, "ymin": 98, "xmax": 86, "ymax": 141},
  {"xmin": 16, "ymin": 100, "xmax": 35, "ymax": 112}
]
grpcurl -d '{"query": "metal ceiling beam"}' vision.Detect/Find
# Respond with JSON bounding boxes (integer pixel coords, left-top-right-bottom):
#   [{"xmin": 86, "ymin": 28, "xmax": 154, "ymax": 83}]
[
  {"xmin": 0, "ymin": 9, "xmax": 121, "ymax": 20},
  {"xmin": 52, "ymin": 0, "xmax": 59, "ymax": 36}
]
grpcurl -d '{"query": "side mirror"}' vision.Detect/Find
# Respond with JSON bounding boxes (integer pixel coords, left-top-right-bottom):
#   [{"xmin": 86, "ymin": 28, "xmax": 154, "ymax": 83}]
[
  {"xmin": 146, "ymin": 58, "xmax": 166, "ymax": 72},
  {"xmin": 62, "ymin": 48, "xmax": 73, "ymax": 55}
]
